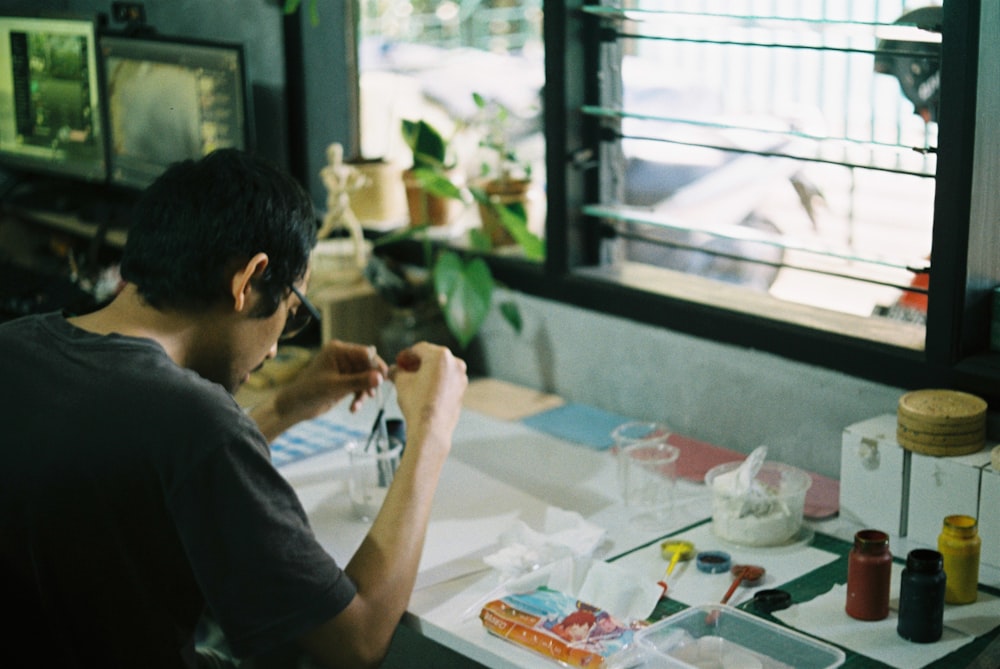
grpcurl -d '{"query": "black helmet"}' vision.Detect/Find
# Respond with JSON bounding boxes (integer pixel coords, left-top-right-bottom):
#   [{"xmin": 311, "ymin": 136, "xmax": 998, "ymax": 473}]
[{"xmin": 874, "ymin": 6, "xmax": 942, "ymax": 123}]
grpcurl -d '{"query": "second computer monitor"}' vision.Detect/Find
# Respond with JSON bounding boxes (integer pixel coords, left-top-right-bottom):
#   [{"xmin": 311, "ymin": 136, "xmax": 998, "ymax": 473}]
[{"xmin": 100, "ymin": 33, "xmax": 251, "ymax": 190}]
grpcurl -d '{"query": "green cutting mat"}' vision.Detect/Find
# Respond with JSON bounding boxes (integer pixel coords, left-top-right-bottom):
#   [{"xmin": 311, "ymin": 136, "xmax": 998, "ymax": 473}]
[{"xmin": 621, "ymin": 524, "xmax": 1000, "ymax": 668}]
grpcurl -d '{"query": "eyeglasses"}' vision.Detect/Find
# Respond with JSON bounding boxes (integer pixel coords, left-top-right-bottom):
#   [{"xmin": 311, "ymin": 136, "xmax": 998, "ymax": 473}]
[{"xmin": 280, "ymin": 284, "xmax": 322, "ymax": 341}]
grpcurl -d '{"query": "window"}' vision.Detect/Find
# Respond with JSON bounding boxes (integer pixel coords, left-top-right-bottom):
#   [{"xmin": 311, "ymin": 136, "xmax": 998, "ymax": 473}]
[
  {"xmin": 356, "ymin": 1, "xmax": 545, "ymax": 232},
  {"xmin": 589, "ymin": 3, "xmax": 939, "ymax": 343},
  {"xmin": 345, "ymin": 1, "xmax": 998, "ymax": 401},
  {"xmin": 540, "ymin": 0, "xmax": 999, "ymax": 399}
]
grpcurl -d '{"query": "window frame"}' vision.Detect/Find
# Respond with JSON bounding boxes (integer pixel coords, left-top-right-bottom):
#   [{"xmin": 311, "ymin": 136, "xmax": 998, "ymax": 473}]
[{"xmin": 496, "ymin": 0, "xmax": 1000, "ymax": 404}]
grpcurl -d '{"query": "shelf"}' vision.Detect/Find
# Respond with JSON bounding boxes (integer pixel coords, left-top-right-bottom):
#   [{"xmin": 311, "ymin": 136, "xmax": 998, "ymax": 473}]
[{"xmin": 2, "ymin": 206, "xmax": 127, "ymax": 249}]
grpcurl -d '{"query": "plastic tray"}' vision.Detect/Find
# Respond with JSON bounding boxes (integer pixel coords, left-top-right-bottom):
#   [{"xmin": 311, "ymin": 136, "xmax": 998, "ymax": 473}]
[{"xmin": 622, "ymin": 604, "xmax": 845, "ymax": 669}]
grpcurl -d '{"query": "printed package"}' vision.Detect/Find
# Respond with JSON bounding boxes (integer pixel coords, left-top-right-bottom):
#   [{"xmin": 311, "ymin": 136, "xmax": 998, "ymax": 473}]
[{"xmin": 480, "ymin": 587, "xmax": 645, "ymax": 668}]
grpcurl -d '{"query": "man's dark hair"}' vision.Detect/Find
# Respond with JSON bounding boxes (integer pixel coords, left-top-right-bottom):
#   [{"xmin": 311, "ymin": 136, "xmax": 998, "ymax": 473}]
[{"xmin": 120, "ymin": 148, "xmax": 317, "ymax": 317}]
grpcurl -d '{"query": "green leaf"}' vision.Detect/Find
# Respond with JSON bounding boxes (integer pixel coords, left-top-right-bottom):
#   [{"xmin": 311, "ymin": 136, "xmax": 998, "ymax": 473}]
[
  {"xmin": 433, "ymin": 252, "xmax": 493, "ymax": 348},
  {"xmin": 499, "ymin": 300, "xmax": 523, "ymax": 333},
  {"xmin": 371, "ymin": 223, "xmax": 430, "ymax": 249},
  {"xmin": 283, "ymin": 0, "xmax": 317, "ymax": 25},
  {"xmin": 402, "ymin": 119, "xmax": 448, "ymax": 169},
  {"xmin": 468, "ymin": 186, "xmax": 545, "ymax": 261},
  {"xmin": 468, "ymin": 228, "xmax": 493, "ymax": 253},
  {"xmin": 495, "ymin": 201, "xmax": 545, "ymax": 260},
  {"xmin": 411, "ymin": 168, "xmax": 464, "ymax": 201}
]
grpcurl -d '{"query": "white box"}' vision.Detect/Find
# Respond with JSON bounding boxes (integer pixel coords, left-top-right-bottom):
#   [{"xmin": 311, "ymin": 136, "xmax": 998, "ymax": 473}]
[
  {"xmin": 906, "ymin": 448, "xmax": 990, "ymax": 548},
  {"xmin": 980, "ymin": 466, "xmax": 1000, "ymax": 569},
  {"xmin": 841, "ymin": 415, "xmax": 907, "ymax": 535}
]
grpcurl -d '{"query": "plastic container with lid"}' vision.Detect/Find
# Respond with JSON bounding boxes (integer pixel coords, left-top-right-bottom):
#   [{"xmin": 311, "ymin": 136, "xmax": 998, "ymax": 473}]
[
  {"xmin": 605, "ymin": 604, "xmax": 845, "ymax": 669},
  {"xmin": 704, "ymin": 461, "xmax": 812, "ymax": 546}
]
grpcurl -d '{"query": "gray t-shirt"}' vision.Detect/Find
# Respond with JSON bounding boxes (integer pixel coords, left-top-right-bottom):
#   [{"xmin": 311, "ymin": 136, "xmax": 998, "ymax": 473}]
[{"xmin": 0, "ymin": 312, "xmax": 356, "ymax": 667}]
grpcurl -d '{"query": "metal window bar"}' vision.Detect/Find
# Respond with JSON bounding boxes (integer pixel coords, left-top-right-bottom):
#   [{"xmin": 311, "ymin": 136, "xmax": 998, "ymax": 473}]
[{"xmin": 590, "ymin": 1, "xmax": 939, "ymax": 319}]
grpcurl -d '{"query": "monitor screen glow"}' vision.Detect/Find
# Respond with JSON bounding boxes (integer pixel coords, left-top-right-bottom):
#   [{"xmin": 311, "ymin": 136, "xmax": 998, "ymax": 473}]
[
  {"xmin": 0, "ymin": 15, "xmax": 106, "ymax": 182},
  {"xmin": 100, "ymin": 34, "xmax": 251, "ymax": 189}
]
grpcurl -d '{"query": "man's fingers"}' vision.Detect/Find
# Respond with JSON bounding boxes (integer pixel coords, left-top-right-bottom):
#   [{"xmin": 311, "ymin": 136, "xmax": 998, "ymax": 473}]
[{"xmin": 395, "ymin": 349, "xmax": 421, "ymax": 372}]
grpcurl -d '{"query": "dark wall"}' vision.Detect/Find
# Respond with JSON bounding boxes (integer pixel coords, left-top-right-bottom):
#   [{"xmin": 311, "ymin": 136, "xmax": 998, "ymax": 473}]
[{"xmin": 4, "ymin": 0, "xmax": 355, "ymax": 208}]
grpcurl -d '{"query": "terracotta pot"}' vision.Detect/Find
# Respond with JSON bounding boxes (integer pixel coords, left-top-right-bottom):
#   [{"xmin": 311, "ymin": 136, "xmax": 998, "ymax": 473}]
[
  {"xmin": 476, "ymin": 178, "xmax": 532, "ymax": 247},
  {"xmin": 347, "ymin": 158, "xmax": 407, "ymax": 225},
  {"xmin": 402, "ymin": 169, "xmax": 460, "ymax": 227}
]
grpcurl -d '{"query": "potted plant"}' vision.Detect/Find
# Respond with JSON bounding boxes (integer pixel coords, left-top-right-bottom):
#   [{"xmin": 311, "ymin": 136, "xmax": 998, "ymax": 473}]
[
  {"xmin": 364, "ymin": 138, "xmax": 544, "ymax": 354},
  {"xmin": 468, "ymin": 92, "xmax": 539, "ymax": 249},
  {"xmin": 364, "ymin": 118, "xmax": 544, "ymax": 354},
  {"xmin": 371, "ymin": 115, "xmax": 544, "ymax": 351},
  {"xmin": 364, "ymin": 224, "xmax": 516, "ymax": 356},
  {"xmin": 401, "ymin": 118, "xmax": 464, "ymax": 227}
]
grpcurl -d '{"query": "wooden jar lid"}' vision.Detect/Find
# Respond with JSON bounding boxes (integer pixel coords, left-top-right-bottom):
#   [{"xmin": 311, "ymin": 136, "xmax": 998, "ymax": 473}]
[
  {"xmin": 897, "ymin": 389, "xmax": 987, "ymax": 456},
  {"xmin": 898, "ymin": 389, "xmax": 987, "ymax": 425}
]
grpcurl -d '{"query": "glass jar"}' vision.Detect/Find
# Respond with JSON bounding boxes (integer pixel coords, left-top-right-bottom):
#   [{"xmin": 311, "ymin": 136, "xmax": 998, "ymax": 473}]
[
  {"xmin": 897, "ymin": 549, "xmax": 946, "ymax": 642},
  {"xmin": 938, "ymin": 514, "xmax": 981, "ymax": 604},
  {"xmin": 845, "ymin": 529, "xmax": 892, "ymax": 621}
]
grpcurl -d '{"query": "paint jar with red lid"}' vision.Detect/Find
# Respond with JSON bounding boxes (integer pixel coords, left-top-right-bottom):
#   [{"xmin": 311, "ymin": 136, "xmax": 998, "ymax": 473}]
[{"xmin": 845, "ymin": 529, "xmax": 892, "ymax": 621}]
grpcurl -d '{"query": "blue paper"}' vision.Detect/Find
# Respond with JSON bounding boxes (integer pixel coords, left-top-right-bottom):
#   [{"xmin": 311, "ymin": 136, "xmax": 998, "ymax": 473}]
[
  {"xmin": 521, "ymin": 403, "xmax": 637, "ymax": 450},
  {"xmin": 270, "ymin": 415, "xmax": 366, "ymax": 468}
]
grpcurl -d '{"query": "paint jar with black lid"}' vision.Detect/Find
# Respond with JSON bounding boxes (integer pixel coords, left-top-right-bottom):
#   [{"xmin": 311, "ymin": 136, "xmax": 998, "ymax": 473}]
[{"xmin": 897, "ymin": 549, "xmax": 946, "ymax": 643}]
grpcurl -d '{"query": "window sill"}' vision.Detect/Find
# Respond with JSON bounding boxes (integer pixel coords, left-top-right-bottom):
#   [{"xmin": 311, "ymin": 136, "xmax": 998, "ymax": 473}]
[{"xmin": 578, "ymin": 262, "xmax": 926, "ymax": 351}]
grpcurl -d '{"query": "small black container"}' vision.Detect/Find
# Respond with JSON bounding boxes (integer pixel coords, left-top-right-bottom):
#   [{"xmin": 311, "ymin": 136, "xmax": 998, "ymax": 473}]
[{"xmin": 897, "ymin": 548, "xmax": 946, "ymax": 643}]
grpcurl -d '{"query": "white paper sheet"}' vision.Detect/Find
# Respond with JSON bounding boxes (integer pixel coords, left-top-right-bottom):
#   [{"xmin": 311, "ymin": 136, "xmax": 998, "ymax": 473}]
[
  {"xmin": 773, "ymin": 562, "xmax": 1000, "ymax": 669},
  {"xmin": 288, "ymin": 451, "xmax": 558, "ymax": 590},
  {"xmin": 277, "ymin": 403, "xmax": 569, "ymax": 590}
]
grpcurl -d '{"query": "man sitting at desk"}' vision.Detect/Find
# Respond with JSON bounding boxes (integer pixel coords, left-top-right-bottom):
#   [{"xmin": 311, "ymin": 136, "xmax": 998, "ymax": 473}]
[{"xmin": 0, "ymin": 148, "xmax": 468, "ymax": 668}]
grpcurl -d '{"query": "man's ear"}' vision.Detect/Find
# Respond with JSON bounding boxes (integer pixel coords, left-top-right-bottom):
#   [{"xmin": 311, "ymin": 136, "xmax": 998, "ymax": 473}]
[{"xmin": 231, "ymin": 253, "xmax": 270, "ymax": 313}]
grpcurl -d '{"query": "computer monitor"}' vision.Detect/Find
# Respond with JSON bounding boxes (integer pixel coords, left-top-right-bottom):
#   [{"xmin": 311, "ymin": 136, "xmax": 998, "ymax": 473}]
[
  {"xmin": 100, "ymin": 32, "xmax": 252, "ymax": 190},
  {"xmin": 0, "ymin": 14, "xmax": 106, "ymax": 182}
]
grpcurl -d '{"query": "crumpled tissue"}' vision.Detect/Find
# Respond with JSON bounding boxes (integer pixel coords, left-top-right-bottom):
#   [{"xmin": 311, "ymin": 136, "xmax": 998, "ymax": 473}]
[
  {"xmin": 483, "ymin": 506, "xmax": 607, "ymax": 579},
  {"xmin": 477, "ymin": 507, "xmax": 662, "ymax": 622}
]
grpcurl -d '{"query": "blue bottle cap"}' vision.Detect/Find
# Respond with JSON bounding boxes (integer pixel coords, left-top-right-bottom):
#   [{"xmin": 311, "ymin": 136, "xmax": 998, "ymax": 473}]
[{"xmin": 695, "ymin": 550, "xmax": 732, "ymax": 573}]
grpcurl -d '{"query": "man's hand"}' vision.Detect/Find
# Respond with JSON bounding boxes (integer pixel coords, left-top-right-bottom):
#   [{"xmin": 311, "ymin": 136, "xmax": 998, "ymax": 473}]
[
  {"xmin": 252, "ymin": 340, "xmax": 388, "ymax": 442},
  {"xmin": 390, "ymin": 342, "xmax": 467, "ymax": 453}
]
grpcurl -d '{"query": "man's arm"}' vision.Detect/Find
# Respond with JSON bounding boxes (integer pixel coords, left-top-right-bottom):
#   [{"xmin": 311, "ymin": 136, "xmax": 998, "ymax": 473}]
[
  {"xmin": 249, "ymin": 340, "xmax": 387, "ymax": 442},
  {"xmin": 296, "ymin": 343, "xmax": 467, "ymax": 668}
]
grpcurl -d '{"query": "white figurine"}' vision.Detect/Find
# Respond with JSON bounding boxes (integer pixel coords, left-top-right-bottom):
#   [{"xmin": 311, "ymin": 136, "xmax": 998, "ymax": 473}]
[{"xmin": 317, "ymin": 142, "xmax": 367, "ymax": 271}]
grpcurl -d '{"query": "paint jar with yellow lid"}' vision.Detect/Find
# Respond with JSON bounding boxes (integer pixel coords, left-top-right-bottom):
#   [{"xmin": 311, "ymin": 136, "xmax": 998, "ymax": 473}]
[{"xmin": 938, "ymin": 514, "xmax": 981, "ymax": 604}]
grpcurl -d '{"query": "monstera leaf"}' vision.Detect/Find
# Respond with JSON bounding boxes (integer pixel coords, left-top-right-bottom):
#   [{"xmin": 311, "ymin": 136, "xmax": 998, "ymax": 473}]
[{"xmin": 433, "ymin": 251, "xmax": 494, "ymax": 349}]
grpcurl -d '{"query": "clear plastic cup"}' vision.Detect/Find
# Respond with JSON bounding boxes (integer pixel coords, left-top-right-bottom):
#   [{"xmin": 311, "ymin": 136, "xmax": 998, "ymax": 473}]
[
  {"xmin": 613, "ymin": 422, "xmax": 679, "ymax": 527},
  {"xmin": 346, "ymin": 438, "xmax": 402, "ymax": 522}
]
